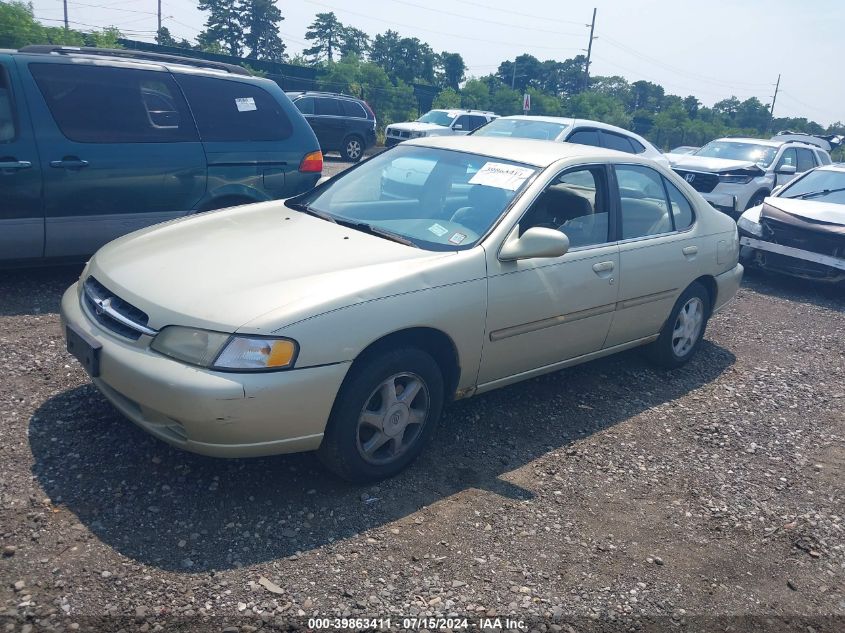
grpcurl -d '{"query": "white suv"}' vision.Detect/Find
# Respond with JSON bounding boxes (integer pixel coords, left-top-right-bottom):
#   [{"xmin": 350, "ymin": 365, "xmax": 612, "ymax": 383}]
[
  {"xmin": 385, "ymin": 109, "xmax": 497, "ymax": 147},
  {"xmin": 669, "ymin": 137, "xmax": 832, "ymax": 217}
]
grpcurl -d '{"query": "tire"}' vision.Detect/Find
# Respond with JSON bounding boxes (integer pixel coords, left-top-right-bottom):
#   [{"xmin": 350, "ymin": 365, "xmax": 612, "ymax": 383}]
[
  {"xmin": 744, "ymin": 191, "xmax": 768, "ymax": 211},
  {"xmin": 645, "ymin": 281, "xmax": 711, "ymax": 369},
  {"xmin": 317, "ymin": 347, "xmax": 444, "ymax": 482},
  {"xmin": 341, "ymin": 135, "xmax": 364, "ymax": 162}
]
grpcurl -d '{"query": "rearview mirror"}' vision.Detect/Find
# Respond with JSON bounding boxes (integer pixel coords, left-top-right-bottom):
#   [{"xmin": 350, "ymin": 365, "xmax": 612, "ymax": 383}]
[
  {"xmin": 499, "ymin": 226, "xmax": 570, "ymax": 261},
  {"xmin": 776, "ymin": 164, "xmax": 796, "ymax": 175}
]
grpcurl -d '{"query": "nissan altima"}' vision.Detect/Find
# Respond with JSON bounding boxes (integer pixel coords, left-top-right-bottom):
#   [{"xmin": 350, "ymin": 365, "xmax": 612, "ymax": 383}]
[{"xmin": 61, "ymin": 136, "xmax": 743, "ymax": 481}]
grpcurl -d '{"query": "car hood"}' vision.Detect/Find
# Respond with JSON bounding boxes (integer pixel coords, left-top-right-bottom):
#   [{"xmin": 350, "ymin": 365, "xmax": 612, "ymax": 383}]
[
  {"xmin": 670, "ymin": 155, "xmax": 763, "ymax": 174},
  {"xmin": 85, "ymin": 201, "xmax": 464, "ymax": 333},
  {"xmin": 388, "ymin": 121, "xmax": 449, "ymax": 133},
  {"xmin": 763, "ymin": 197, "xmax": 845, "ymax": 230}
]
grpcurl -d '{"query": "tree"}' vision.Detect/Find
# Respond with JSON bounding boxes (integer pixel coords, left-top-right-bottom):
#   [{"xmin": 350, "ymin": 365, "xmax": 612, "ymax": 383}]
[
  {"xmin": 240, "ymin": 0, "xmax": 285, "ymax": 62},
  {"xmin": 628, "ymin": 80, "xmax": 665, "ymax": 113},
  {"xmin": 156, "ymin": 26, "xmax": 177, "ymax": 47},
  {"xmin": 460, "ymin": 79, "xmax": 490, "ymax": 110},
  {"xmin": 304, "ymin": 12, "xmax": 344, "ymax": 64},
  {"xmin": 496, "ymin": 54, "xmax": 541, "ymax": 91},
  {"xmin": 433, "ymin": 87, "xmax": 461, "ymax": 109},
  {"xmin": 683, "ymin": 95, "xmax": 700, "ymax": 119},
  {"xmin": 339, "ymin": 26, "xmax": 370, "ymax": 59},
  {"xmin": 198, "ymin": 0, "xmax": 243, "ymax": 57},
  {"xmin": 436, "ymin": 52, "xmax": 465, "ymax": 90},
  {"xmin": 0, "ymin": 1, "xmax": 44, "ymax": 48},
  {"xmin": 590, "ymin": 75, "xmax": 631, "ymax": 102},
  {"xmin": 370, "ymin": 30, "xmax": 401, "ymax": 77},
  {"xmin": 541, "ymin": 56, "xmax": 586, "ymax": 96}
]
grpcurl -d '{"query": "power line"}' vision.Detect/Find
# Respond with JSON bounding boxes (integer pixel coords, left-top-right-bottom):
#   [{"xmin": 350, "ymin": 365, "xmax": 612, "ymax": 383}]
[
  {"xmin": 67, "ymin": 1, "xmax": 158, "ymax": 16},
  {"xmin": 450, "ymin": 0, "xmax": 591, "ymax": 27}
]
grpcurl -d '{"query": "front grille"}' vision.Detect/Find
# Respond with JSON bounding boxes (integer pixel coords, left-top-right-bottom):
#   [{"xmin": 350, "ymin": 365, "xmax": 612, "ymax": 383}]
[
  {"xmin": 673, "ymin": 169, "xmax": 719, "ymax": 193},
  {"xmin": 83, "ymin": 277, "xmax": 152, "ymax": 341},
  {"xmin": 761, "ymin": 218, "xmax": 844, "ymax": 258},
  {"xmin": 399, "ymin": 130, "xmax": 411, "ymax": 139}
]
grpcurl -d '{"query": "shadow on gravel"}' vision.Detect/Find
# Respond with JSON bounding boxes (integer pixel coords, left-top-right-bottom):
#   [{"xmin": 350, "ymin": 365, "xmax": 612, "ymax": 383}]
[
  {"xmin": 742, "ymin": 267, "xmax": 844, "ymax": 312},
  {"xmin": 0, "ymin": 264, "xmax": 83, "ymax": 317},
  {"xmin": 30, "ymin": 341, "xmax": 734, "ymax": 572}
]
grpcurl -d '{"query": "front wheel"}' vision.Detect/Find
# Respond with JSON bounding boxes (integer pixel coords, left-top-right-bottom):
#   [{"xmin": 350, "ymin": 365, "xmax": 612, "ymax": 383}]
[
  {"xmin": 317, "ymin": 348, "xmax": 444, "ymax": 482},
  {"xmin": 745, "ymin": 191, "xmax": 768, "ymax": 211},
  {"xmin": 645, "ymin": 282, "xmax": 710, "ymax": 368},
  {"xmin": 341, "ymin": 135, "xmax": 364, "ymax": 162}
]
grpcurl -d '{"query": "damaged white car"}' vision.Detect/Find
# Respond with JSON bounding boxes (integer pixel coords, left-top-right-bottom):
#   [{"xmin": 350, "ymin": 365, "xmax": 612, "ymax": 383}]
[{"xmin": 738, "ymin": 164, "xmax": 845, "ymax": 284}]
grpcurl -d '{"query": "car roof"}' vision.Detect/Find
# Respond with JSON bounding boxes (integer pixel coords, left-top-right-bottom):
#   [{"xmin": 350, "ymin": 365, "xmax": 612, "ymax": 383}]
[
  {"xmin": 494, "ymin": 115, "xmax": 653, "ymax": 144},
  {"xmin": 816, "ymin": 164, "xmax": 845, "ymax": 173},
  {"xmin": 713, "ymin": 137, "xmax": 783, "ymax": 147},
  {"xmin": 404, "ymin": 135, "xmax": 633, "ymax": 167}
]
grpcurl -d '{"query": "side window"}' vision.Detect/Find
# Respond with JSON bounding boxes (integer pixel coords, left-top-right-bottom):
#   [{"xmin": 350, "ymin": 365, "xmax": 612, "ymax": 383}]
[
  {"xmin": 663, "ymin": 178, "xmax": 694, "ymax": 230},
  {"xmin": 776, "ymin": 148, "xmax": 797, "ymax": 169},
  {"xmin": 629, "ymin": 137, "xmax": 647, "ymax": 154},
  {"xmin": 314, "ymin": 97, "xmax": 342, "ymax": 116},
  {"xmin": 294, "ymin": 97, "xmax": 314, "ymax": 114},
  {"xmin": 175, "ymin": 75, "xmax": 293, "ymax": 142},
  {"xmin": 566, "ymin": 128, "xmax": 601, "ymax": 148},
  {"xmin": 452, "ymin": 115, "xmax": 472, "ymax": 130},
  {"xmin": 30, "ymin": 63, "xmax": 197, "ymax": 143},
  {"xmin": 796, "ymin": 148, "xmax": 816, "ymax": 172},
  {"xmin": 0, "ymin": 66, "xmax": 16, "ymax": 142},
  {"xmin": 817, "ymin": 151, "xmax": 832, "ymax": 165},
  {"xmin": 340, "ymin": 99, "xmax": 366, "ymax": 118},
  {"xmin": 601, "ymin": 131, "xmax": 635, "ymax": 154},
  {"xmin": 468, "ymin": 115, "xmax": 488, "ymax": 130},
  {"xmin": 520, "ymin": 166, "xmax": 610, "ymax": 249},
  {"xmin": 615, "ymin": 165, "xmax": 674, "ymax": 240}
]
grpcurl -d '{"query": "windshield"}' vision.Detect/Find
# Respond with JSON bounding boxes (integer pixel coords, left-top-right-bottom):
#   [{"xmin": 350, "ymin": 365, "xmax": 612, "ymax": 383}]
[
  {"xmin": 694, "ymin": 141, "xmax": 778, "ymax": 167},
  {"xmin": 472, "ymin": 118, "xmax": 569, "ymax": 141},
  {"xmin": 294, "ymin": 145, "xmax": 538, "ymax": 250},
  {"xmin": 416, "ymin": 110, "xmax": 456, "ymax": 127},
  {"xmin": 779, "ymin": 169, "xmax": 845, "ymax": 204}
]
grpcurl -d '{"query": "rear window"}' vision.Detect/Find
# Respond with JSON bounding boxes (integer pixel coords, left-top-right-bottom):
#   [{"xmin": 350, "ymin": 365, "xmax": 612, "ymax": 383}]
[
  {"xmin": 314, "ymin": 97, "xmax": 342, "ymax": 116},
  {"xmin": 567, "ymin": 128, "xmax": 601, "ymax": 148},
  {"xmin": 796, "ymin": 148, "xmax": 816, "ymax": 172},
  {"xmin": 30, "ymin": 63, "xmax": 197, "ymax": 143},
  {"xmin": 176, "ymin": 74, "xmax": 292, "ymax": 142},
  {"xmin": 818, "ymin": 152, "xmax": 832, "ymax": 165},
  {"xmin": 340, "ymin": 99, "xmax": 367, "ymax": 118},
  {"xmin": 602, "ymin": 131, "xmax": 635, "ymax": 154}
]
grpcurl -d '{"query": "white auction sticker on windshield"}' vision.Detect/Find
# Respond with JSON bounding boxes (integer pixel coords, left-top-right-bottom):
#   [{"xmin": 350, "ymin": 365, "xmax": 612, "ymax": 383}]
[
  {"xmin": 468, "ymin": 162, "xmax": 534, "ymax": 190},
  {"xmin": 448, "ymin": 232, "xmax": 467, "ymax": 245},
  {"xmin": 428, "ymin": 223, "xmax": 449, "ymax": 237},
  {"xmin": 235, "ymin": 97, "xmax": 257, "ymax": 112}
]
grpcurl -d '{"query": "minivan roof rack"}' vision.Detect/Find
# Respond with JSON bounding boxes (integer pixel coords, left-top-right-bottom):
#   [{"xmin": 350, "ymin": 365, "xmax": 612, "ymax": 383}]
[{"xmin": 18, "ymin": 45, "xmax": 251, "ymax": 76}]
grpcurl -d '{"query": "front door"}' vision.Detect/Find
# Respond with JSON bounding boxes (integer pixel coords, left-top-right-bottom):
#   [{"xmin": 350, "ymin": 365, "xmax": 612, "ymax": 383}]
[
  {"xmin": 22, "ymin": 60, "xmax": 206, "ymax": 258},
  {"xmin": 478, "ymin": 165, "xmax": 620, "ymax": 387},
  {"xmin": 0, "ymin": 58, "xmax": 43, "ymax": 261}
]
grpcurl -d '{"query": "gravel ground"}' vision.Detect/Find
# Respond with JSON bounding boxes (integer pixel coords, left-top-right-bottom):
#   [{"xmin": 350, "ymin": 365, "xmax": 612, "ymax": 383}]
[{"xmin": 1, "ymin": 233, "xmax": 843, "ymax": 630}]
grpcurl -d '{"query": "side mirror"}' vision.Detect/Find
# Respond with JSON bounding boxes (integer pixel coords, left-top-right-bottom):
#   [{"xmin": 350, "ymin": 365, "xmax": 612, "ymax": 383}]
[
  {"xmin": 776, "ymin": 164, "xmax": 796, "ymax": 175},
  {"xmin": 499, "ymin": 226, "xmax": 570, "ymax": 261},
  {"xmin": 452, "ymin": 124, "xmax": 463, "ymax": 130}
]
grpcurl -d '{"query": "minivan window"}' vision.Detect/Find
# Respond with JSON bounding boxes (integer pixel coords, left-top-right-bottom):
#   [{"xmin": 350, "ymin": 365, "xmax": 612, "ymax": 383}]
[
  {"xmin": 314, "ymin": 97, "xmax": 342, "ymax": 116},
  {"xmin": 0, "ymin": 66, "xmax": 15, "ymax": 142},
  {"xmin": 30, "ymin": 63, "xmax": 197, "ymax": 143},
  {"xmin": 176, "ymin": 74, "xmax": 293, "ymax": 142},
  {"xmin": 340, "ymin": 99, "xmax": 367, "ymax": 118}
]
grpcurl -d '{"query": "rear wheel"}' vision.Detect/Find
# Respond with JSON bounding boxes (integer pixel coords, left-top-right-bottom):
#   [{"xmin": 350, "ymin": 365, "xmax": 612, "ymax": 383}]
[
  {"xmin": 646, "ymin": 282, "xmax": 710, "ymax": 368},
  {"xmin": 317, "ymin": 348, "xmax": 444, "ymax": 482},
  {"xmin": 341, "ymin": 135, "xmax": 364, "ymax": 162}
]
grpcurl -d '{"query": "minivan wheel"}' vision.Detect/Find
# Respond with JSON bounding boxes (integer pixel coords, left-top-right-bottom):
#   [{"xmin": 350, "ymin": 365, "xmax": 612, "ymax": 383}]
[
  {"xmin": 645, "ymin": 282, "xmax": 711, "ymax": 369},
  {"xmin": 341, "ymin": 135, "xmax": 364, "ymax": 162},
  {"xmin": 317, "ymin": 348, "xmax": 444, "ymax": 482}
]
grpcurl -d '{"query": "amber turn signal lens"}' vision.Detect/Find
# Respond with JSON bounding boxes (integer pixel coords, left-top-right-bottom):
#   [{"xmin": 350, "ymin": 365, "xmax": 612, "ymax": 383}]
[{"xmin": 299, "ymin": 150, "xmax": 323, "ymax": 173}]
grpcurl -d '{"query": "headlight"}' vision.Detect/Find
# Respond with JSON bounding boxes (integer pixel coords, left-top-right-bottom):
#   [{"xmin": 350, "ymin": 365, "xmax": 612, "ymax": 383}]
[
  {"xmin": 412, "ymin": 131, "xmax": 427, "ymax": 138},
  {"xmin": 737, "ymin": 211, "xmax": 763, "ymax": 237},
  {"xmin": 151, "ymin": 326, "xmax": 298, "ymax": 371},
  {"xmin": 719, "ymin": 174, "xmax": 753, "ymax": 184}
]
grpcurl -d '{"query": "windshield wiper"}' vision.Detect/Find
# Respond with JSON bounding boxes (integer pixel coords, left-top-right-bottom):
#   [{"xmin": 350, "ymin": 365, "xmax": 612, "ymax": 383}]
[
  {"xmin": 335, "ymin": 219, "xmax": 418, "ymax": 248},
  {"xmin": 786, "ymin": 187, "xmax": 845, "ymax": 200},
  {"xmin": 287, "ymin": 201, "xmax": 337, "ymax": 223}
]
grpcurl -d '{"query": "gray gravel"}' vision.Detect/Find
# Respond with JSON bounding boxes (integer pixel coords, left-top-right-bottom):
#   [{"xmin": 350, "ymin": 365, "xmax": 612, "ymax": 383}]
[{"xmin": 1, "ymin": 256, "xmax": 843, "ymax": 631}]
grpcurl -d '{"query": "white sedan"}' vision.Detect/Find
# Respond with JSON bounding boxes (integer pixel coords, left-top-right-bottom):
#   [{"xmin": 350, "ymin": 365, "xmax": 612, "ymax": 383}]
[{"xmin": 61, "ymin": 137, "xmax": 742, "ymax": 482}]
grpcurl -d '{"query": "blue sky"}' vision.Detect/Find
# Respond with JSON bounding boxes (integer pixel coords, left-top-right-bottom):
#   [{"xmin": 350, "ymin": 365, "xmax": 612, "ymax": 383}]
[{"xmin": 29, "ymin": 0, "xmax": 844, "ymax": 126}]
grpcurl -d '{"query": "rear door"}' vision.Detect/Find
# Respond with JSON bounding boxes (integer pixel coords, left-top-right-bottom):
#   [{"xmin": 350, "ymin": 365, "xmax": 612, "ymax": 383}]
[
  {"xmin": 312, "ymin": 97, "xmax": 345, "ymax": 149},
  {"xmin": 23, "ymin": 60, "xmax": 206, "ymax": 258},
  {"xmin": 0, "ymin": 56, "xmax": 43, "ymax": 261}
]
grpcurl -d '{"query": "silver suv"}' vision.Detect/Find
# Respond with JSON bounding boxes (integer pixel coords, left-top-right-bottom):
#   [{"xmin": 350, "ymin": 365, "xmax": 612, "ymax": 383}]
[
  {"xmin": 385, "ymin": 109, "xmax": 497, "ymax": 147},
  {"xmin": 669, "ymin": 136, "xmax": 832, "ymax": 217}
]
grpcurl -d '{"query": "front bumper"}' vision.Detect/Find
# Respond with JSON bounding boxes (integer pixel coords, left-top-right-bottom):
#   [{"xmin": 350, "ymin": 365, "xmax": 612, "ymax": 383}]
[
  {"xmin": 712, "ymin": 263, "xmax": 744, "ymax": 314},
  {"xmin": 384, "ymin": 136, "xmax": 403, "ymax": 147},
  {"xmin": 740, "ymin": 236, "xmax": 845, "ymax": 282},
  {"xmin": 60, "ymin": 283, "xmax": 351, "ymax": 457}
]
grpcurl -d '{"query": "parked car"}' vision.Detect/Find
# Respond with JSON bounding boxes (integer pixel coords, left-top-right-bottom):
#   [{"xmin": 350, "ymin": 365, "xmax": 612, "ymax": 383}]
[
  {"xmin": 737, "ymin": 164, "xmax": 845, "ymax": 283},
  {"xmin": 384, "ymin": 109, "xmax": 497, "ymax": 147},
  {"xmin": 61, "ymin": 136, "xmax": 742, "ymax": 482},
  {"xmin": 668, "ymin": 137, "xmax": 832, "ymax": 217},
  {"xmin": 0, "ymin": 45, "xmax": 322, "ymax": 265},
  {"xmin": 669, "ymin": 145, "xmax": 700, "ymax": 155},
  {"xmin": 286, "ymin": 90, "xmax": 377, "ymax": 162},
  {"xmin": 471, "ymin": 115, "xmax": 671, "ymax": 168}
]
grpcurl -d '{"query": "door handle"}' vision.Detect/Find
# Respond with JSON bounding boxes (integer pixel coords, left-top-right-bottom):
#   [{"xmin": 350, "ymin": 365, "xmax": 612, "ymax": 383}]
[
  {"xmin": 592, "ymin": 261, "xmax": 615, "ymax": 273},
  {"xmin": 0, "ymin": 159, "xmax": 32, "ymax": 171},
  {"xmin": 682, "ymin": 246, "xmax": 698, "ymax": 256},
  {"xmin": 50, "ymin": 157, "xmax": 89, "ymax": 169}
]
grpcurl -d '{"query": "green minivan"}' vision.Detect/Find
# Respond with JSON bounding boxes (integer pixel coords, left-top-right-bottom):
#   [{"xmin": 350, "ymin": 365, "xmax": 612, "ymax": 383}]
[{"xmin": 0, "ymin": 46, "xmax": 322, "ymax": 264}]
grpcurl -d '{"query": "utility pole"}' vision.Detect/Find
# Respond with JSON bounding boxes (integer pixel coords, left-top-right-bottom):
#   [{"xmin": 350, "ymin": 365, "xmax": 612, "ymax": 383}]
[
  {"xmin": 157, "ymin": 0, "xmax": 162, "ymax": 33},
  {"xmin": 770, "ymin": 73, "xmax": 781, "ymax": 118},
  {"xmin": 63, "ymin": 0, "xmax": 69, "ymax": 29},
  {"xmin": 583, "ymin": 8, "xmax": 597, "ymax": 91},
  {"xmin": 511, "ymin": 62, "xmax": 516, "ymax": 89}
]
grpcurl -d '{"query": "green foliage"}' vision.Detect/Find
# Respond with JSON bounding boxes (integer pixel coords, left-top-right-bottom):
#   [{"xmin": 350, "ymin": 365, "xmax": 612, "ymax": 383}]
[
  {"xmin": 339, "ymin": 26, "xmax": 370, "ymax": 59},
  {"xmin": 304, "ymin": 12, "xmax": 343, "ymax": 63},
  {"xmin": 432, "ymin": 87, "xmax": 461, "ymax": 109},
  {"xmin": 240, "ymin": 0, "xmax": 285, "ymax": 62},
  {"xmin": 565, "ymin": 91, "xmax": 630, "ymax": 128},
  {"xmin": 0, "ymin": 1, "xmax": 119, "ymax": 49},
  {"xmin": 370, "ymin": 31, "xmax": 436, "ymax": 85},
  {"xmin": 459, "ymin": 79, "xmax": 490, "ymax": 110},
  {"xmin": 197, "ymin": 0, "xmax": 243, "ymax": 56},
  {"xmin": 436, "ymin": 52, "xmax": 465, "ymax": 90}
]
